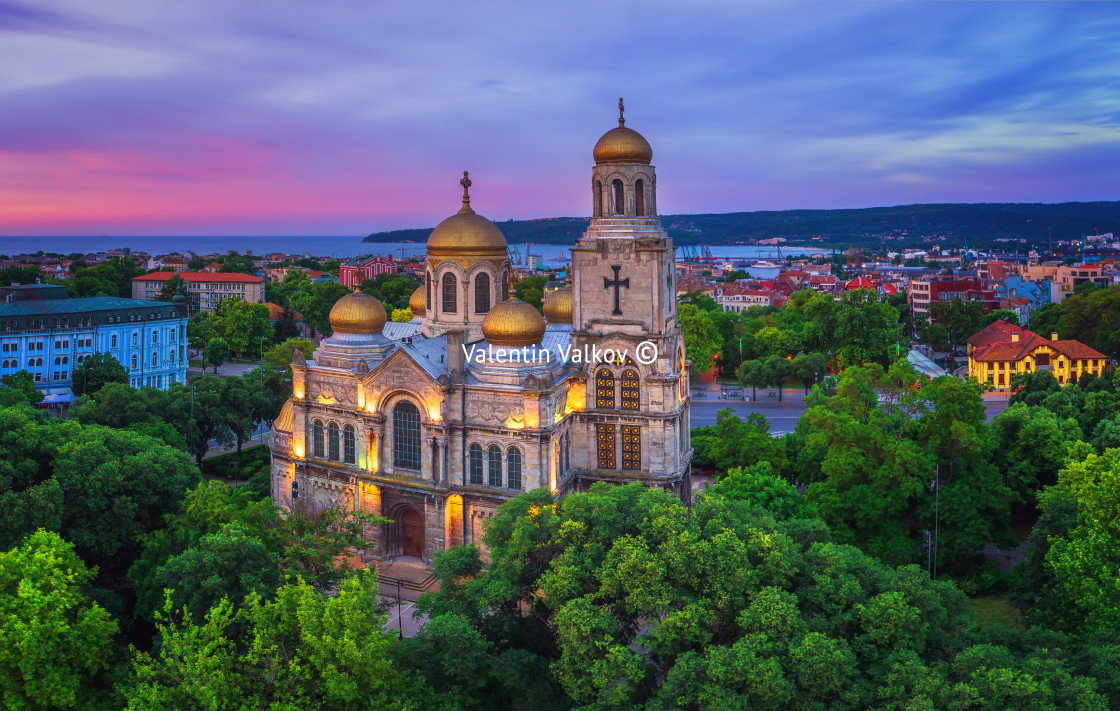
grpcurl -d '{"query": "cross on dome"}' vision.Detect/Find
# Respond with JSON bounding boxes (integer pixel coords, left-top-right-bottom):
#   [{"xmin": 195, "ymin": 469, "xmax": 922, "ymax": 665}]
[{"xmin": 459, "ymin": 170, "xmax": 473, "ymax": 214}]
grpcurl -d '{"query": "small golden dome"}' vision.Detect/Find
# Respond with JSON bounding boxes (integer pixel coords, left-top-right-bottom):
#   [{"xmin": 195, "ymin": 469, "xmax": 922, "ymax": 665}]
[
  {"xmin": 543, "ymin": 288, "xmax": 572, "ymax": 323},
  {"xmin": 273, "ymin": 398, "xmax": 294, "ymax": 433},
  {"xmin": 482, "ymin": 299, "xmax": 547, "ymax": 347},
  {"xmin": 409, "ymin": 285, "xmax": 426, "ymax": 317},
  {"xmin": 427, "ymin": 171, "xmax": 509, "ymax": 261},
  {"xmin": 594, "ymin": 99, "xmax": 651, "ymax": 165},
  {"xmin": 329, "ymin": 291, "xmax": 387, "ymax": 334},
  {"xmin": 594, "ymin": 126, "xmax": 653, "ymax": 165}
]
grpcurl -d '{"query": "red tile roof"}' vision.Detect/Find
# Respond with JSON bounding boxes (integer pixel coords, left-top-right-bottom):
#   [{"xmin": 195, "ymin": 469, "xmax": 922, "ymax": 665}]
[
  {"xmin": 968, "ymin": 319, "xmax": 1106, "ymax": 362},
  {"xmin": 134, "ymin": 271, "xmax": 263, "ymax": 283}
]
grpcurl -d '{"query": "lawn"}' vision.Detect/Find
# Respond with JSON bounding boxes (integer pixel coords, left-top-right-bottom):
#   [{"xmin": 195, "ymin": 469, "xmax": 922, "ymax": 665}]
[{"xmin": 968, "ymin": 595, "xmax": 1024, "ymax": 631}]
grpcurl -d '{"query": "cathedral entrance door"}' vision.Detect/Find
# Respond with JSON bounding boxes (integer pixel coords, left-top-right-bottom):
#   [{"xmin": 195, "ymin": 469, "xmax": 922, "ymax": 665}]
[{"xmin": 401, "ymin": 508, "xmax": 424, "ymax": 558}]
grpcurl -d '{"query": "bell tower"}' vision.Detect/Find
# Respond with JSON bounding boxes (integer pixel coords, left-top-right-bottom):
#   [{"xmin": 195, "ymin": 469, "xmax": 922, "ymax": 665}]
[{"xmin": 569, "ymin": 100, "xmax": 691, "ymax": 500}]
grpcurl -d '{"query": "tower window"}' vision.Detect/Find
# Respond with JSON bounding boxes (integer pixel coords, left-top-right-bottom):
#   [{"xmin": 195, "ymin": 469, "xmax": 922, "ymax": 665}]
[
  {"xmin": 312, "ymin": 419, "xmax": 324, "ymax": 458},
  {"xmin": 469, "ymin": 443, "xmax": 483, "ymax": 485},
  {"xmin": 622, "ymin": 425, "xmax": 641, "ymax": 471},
  {"xmin": 501, "ymin": 272, "xmax": 509, "ymax": 301},
  {"xmin": 621, "ymin": 368, "xmax": 640, "ymax": 410},
  {"xmin": 474, "ymin": 273, "xmax": 491, "ymax": 314},
  {"xmin": 595, "ymin": 179, "xmax": 603, "ymax": 217},
  {"xmin": 635, "ymin": 179, "xmax": 645, "ymax": 217},
  {"xmin": 488, "ymin": 445, "xmax": 502, "ymax": 487},
  {"xmin": 597, "ymin": 424, "xmax": 616, "ymax": 469},
  {"xmin": 328, "ymin": 422, "xmax": 340, "ymax": 461},
  {"xmin": 595, "ymin": 368, "xmax": 615, "ymax": 409},
  {"xmin": 507, "ymin": 446, "xmax": 522, "ymax": 489},
  {"xmin": 426, "ymin": 271, "xmax": 431, "ymax": 313},
  {"xmin": 442, "ymin": 273, "xmax": 457, "ymax": 313},
  {"xmin": 343, "ymin": 424, "xmax": 356, "ymax": 464},
  {"xmin": 612, "ymin": 179, "xmax": 625, "ymax": 216},
  {"xmin": 392, "ymin": 401, "xmax": 422, "ymax": 470}
]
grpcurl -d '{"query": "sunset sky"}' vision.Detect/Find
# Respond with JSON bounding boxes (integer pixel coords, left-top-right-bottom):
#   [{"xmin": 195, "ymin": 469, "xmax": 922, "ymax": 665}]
[{"xmin": 2, "ymin": 0, "xmax": 1118, "ymax": 236}]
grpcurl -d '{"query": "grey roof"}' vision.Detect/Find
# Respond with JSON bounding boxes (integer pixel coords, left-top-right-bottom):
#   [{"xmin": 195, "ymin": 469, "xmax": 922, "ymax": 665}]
[
  {"xmin": 398, "ymin": 335, "xmax": 450, "ymax": 380},
  {"xmin": 382, "ymin": 321, "xmax": 423, "ymax": 340},
  {"xmin": 0, "ymin": 296, "xmax": 181, "ymax": 321}
]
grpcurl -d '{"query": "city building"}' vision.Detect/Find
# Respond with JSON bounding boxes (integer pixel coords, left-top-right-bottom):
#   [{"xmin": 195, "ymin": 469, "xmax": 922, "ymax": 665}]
[
  {"xmin": 269, "ymin": 105, "xmax": 692, "ymax": 564},
  {"xmin": 0, "ymin": 284, "xmax": 188, "ymax": 402},
  {"xmin": 966, "ymin": 320, "xmax": 1108, "ymax": 390},
  {"xmin": 340, "ymin": 255, "xmax": 396, "ymax": 289},
  {"xmin": 1050, "ymin": 264, "xmax": 1110, "ymax": 304},
  {"xmin": 908, "ymin": 277, "xmax": 996, "ymax": 319},
  {"xmin": 131, "ymin": 271, "xmax": 265, "ymax": 314}
]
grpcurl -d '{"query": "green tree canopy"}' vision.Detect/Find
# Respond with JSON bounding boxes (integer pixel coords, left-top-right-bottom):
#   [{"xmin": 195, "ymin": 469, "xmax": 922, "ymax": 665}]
[{"xmin": 70, "ymin": 352, "xmax": 128, "ymax": 397}]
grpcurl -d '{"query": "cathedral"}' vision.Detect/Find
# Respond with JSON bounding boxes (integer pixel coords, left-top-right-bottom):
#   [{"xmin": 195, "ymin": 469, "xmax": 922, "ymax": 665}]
[{"xmin": 269, "ymin": 102, "xmax": 692, "ymax": 563}]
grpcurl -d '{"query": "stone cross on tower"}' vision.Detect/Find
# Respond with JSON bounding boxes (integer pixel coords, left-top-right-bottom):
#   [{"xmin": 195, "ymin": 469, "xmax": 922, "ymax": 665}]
[
  {"xmin": 603, "ymin": 264, "xmax": 629, "ymax": 315},
  {"xmin": 618, "ymin": 98, "xmax": 625, "ymax": 126},
  {"xmin": 459, "ymin": 171, "xmax": 473, "ymax": 213}
]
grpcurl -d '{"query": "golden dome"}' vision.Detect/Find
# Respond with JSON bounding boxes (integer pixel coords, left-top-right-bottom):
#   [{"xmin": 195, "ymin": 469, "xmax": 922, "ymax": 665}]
[
  {"xmin": 273, "ymin": 398, "xmax": 294, "ymax": 433},
  {"xmin": 594, "ymin": 126, "xmax": 652, "ymax": 165},
  {"xmin": 593, "ymin": 99, "xmax": 651, "ymax": 165},
  {"xmin": 329, "ymin": 291, "xmax": 387, "ymax": 335},
  {"xmin": 427, "ymin": 171, "xmax": 509, "ymax": 261},
  {"xmin": 482, "ymin": 299, "xmax": 547, "ymax": 347},
  {"xmin": 409, "ymin": 285, "xmax": 426, "ymax": 317},
  {"xmin": 543, "ymin": 287, "xmax": 572, "ymax": 323}
]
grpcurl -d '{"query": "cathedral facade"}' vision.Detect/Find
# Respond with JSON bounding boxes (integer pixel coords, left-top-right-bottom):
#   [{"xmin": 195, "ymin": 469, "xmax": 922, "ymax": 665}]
[{"xmin": 269, "ymin": 104, "xmax": 692, "ymax": 563}]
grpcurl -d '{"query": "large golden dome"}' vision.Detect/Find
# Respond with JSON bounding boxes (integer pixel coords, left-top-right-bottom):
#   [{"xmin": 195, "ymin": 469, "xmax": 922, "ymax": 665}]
[
  {"xmin": 409, "ymin": 285, "xmax": 426, "ymax": 317},
  {"xmin": 543, "ymin": 287, "xmax": 572, "ymax": 323},
  {"xmin": 427, "ymin": 171, "xmax": 509, "ymax": 261},
  {"xmin": 482, "ymin": 299, "xmax": 547, "ymax": 347},
  {"xmin": 329, "ymin": 291, "xmax": 387, "ymax": 335}
]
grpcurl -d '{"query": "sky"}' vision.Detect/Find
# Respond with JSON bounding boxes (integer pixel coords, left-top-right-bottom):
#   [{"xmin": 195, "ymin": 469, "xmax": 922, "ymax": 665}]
[{"xmin": 1, "ymin": 0, "xmax": 1118, "ymax": 236}]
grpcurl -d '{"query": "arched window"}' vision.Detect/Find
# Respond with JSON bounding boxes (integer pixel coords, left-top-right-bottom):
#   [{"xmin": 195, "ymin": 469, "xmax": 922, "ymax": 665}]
[
  {"xmin": 622, "ymin": 425, "xmax": 641, "ymax": 470},
  {"xmin": 469, "ymin": 443, "xmax": 483, "ymax": 485},
  {"xmin": 426, "ymin": 271, "xmax": 431, "ymax": 312},
  {"xmin": 442, "ymin": 273, "xmax": 457, "ymax": 313},
  {"xmin": 621, "ymin": 368, "xmax": 640, "ymax": 410},
  {"xmin": 151, "ymin": 352, "xmax": 157, "ymax": 367},
  {"xmin": 54, "ymin": 357, "xmax": 60, "ymax": 365},
  {"xmin": 595, "ymin": 368, "xmax": 615, "ymax": 409},
  {"xmin": 597, "ymin": 424, "xmax": 616, "ymax": 469},
  {"xmin": 343, "ymin": 424, "xmax": 356, "ymax": 464},
  {"xmin": 488, "ymin": 445, "xmax": 502, "ymax": 487},
  {"xmin": 595, "ymin": 179, "xmax": 603, "ymax": 217},
  {"xmin": 564, "ymin": 435, "xmax": 570, "ymax": 471},
  {"xmin": 392, "ymin": 401, "xmax": 422, "ymax": 470},
  {"xmin": 501, "ymin": 272, "xmax": 509, "ymax": 301},
  {"xmin": 131, "ymin": 355, "xmax": 138, "ymax": 369},
  {"xmin": 507, "ymin": 447, "xmax": 522, "ymax": 489},
  {"xmin": 291, "ymin": 480, "xmax": 299, "ymax": 500},
  {"xmin": 635, "ymin": 179, "xmax": 645, "ymax": 217},
  {"xmin": 62, "ymin": 356, "xmax": 68, "ymax": 365},
  {"xmin": 612, "ymin": 179, "xmax": 625, "ymax": 215},
  {"xmin": 312, "ymin": 420, "xmax": 325, "ymax": 458},
  {"xmin": 170, "ymin": 351, "xmax": 176, "ymax": 364},
  {"xmin": 327, "ymin": 422, "xmax": 339, "ymax": 460},
  {"xmin": 474, "ymin": 273, "xmax": 491, "ymax": 314}
]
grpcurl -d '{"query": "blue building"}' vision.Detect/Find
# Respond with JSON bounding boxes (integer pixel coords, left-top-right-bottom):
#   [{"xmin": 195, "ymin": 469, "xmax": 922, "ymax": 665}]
[{"xmin": 0, "ymin": 284, "xmax": 189, "ymax": 403}]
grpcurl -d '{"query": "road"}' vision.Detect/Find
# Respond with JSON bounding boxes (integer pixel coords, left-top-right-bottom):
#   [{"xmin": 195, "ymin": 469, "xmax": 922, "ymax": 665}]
[{"xmin": 689, "ymin": 388, "xmax": 1012, "ymax": 434}]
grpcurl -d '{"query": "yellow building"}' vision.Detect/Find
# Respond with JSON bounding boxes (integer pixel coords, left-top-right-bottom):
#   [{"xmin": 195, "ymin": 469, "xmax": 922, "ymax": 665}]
[{"xmin": 966, "ymin": 320, "xmax": 1108, "ymax": 390}]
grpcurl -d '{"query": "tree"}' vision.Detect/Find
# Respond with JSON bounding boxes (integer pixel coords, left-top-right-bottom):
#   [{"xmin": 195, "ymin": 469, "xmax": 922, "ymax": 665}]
[
  {"xmin": 981, "ymin": 309, "xmax": 1020, "ymax": 328},
  {"xmin": 678, "ymin": 303, "xmax": 720, "ymax": 374},
  {"xmin": 208, "ymin": 298, "xmax": 270, "ymax": 358},
  {"xmin": 1044, "ymin": 448, "xmax": 1120, "ymax": 630},
  {"xmin": 764, "ymin": 354, "xmax": 791, "ymax": 401},
  {"xmin": 154, "ymin": 524, "xmax": 281, "ymax": 623},
  {"xmin": 513, "ymin": 275, "xmax": 550, "ymax": 311},
  {"xmin": 205, "ymin": 337, "xmax": 230, "ymax": 374},
  {"xmin": 272, "ymin": 306, "xmax": 301, "ymax": 343},
  {"xmin": 737, "ymin": 359, "xmax": 766, "ymax": 399},
  {"xmin": 70, "ymin": 352, "xmax": 128, "ymax": 396},
  {"xmin": 391, "ymin": 308, "xmax": 413, "ymax": 322},
  {"xmin": 218, "ymin": 254, "xmax": 256, "ymax": 274},
  {"xmin": 166, "ymin": 377, "xmax": 234, "ymax": 465},
  {"xmin": 69, "ymin": 383, "xmax": 185, "ymax": 449},
  {"xmin": 989, "ymin": 403, "xmax": 1081, "ymax": 502},
  {"xmin": 0, "ymin": 530, "xmax": 117, "ymax": 711},
  {"xmin": 155, "ymin": 274, "xmax": 182, "ymax": 302},
  {"xmin": 359, "ymin": 273, "xmax": 421, "ymax": 311},
  {"xmin": 220, "ymin": 377, "xmax": 256, "ymax": 453},
  {"xmin": 791, "ymin": 352, "xmax": 827, "ymax": 394},
  {"xmin": 690, "ymin": 408, "xmax": 785, "ymax": 473},
  {"xmin": 1031, "ymin": 303, "xmax": 1063, "ymax": 341},
  {"xmin": 290, "ymin": 281, "xmax": 351, "ymax": 336},
  {"xmin": 125, "ymin": 572, "xmax": 433, "ymax": 709},
  {"xmin": 0, "ymin": 370, "xmax": 43, "ymax": 405}
]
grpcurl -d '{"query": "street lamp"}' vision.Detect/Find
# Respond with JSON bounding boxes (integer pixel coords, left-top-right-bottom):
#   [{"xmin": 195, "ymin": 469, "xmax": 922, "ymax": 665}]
[{"xmin": 258, "ymin": 336, "xmax": 268, "ymax": 444}]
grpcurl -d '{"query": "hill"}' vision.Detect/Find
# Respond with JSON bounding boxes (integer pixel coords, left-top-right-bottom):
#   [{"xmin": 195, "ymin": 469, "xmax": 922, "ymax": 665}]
[{"xmin": 365, "ymin": 201, "xmax": 1120, "ymax": 248}]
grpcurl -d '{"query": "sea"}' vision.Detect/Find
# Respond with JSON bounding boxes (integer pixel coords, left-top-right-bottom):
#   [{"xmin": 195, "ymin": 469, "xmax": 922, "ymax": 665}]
[{"xmin": 11, "ymin": 235, "xmax": 819, "ymax": 278}]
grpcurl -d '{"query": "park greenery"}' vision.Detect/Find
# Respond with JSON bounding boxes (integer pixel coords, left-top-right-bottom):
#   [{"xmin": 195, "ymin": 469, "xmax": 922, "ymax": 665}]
[{"xmin": 3, "ymin": 260, "xmax": 1120, "ymax": 707}]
